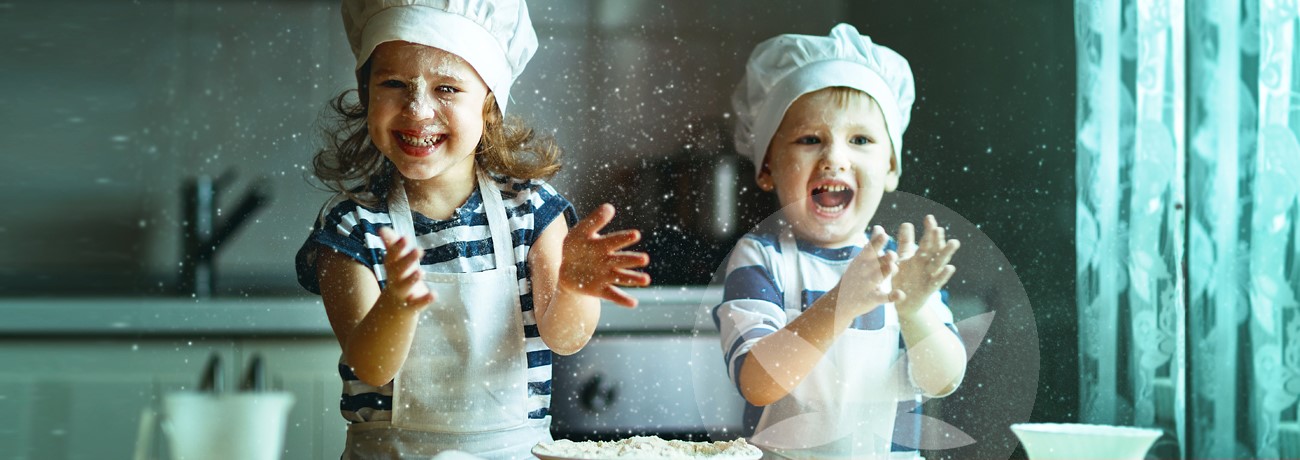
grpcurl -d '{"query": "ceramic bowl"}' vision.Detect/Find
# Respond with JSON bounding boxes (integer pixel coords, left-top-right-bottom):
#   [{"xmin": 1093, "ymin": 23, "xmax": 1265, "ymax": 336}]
[{"xmin": 1010, "ymin": 423, "xmax": 1162, "ymax": 460}]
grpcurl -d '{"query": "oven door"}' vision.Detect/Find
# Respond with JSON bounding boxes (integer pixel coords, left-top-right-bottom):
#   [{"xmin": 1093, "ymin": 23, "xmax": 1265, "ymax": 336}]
[{"xmin": 551, "ymin": 333, "xmax": 747, "ymax": 441}]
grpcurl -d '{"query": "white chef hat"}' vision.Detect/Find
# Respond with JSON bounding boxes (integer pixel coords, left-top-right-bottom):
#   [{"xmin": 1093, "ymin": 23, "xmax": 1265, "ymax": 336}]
[
  {"xmin": 342, "ymin": 0, "xmax": 538, "ymax": 114},
  {"xmin": 732, "ymin": 23, "xmax": 915, "ymax": 178}
]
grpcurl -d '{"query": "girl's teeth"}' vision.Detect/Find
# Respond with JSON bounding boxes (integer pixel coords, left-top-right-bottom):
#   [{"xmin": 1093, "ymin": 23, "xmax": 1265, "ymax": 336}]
[{"xmin": 399, "ymin": 133, "xmax": 441, "ymax": 147}]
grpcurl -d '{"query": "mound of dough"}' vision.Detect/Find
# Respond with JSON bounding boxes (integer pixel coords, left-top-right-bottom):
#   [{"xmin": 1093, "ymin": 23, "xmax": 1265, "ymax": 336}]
[{"xmin": 533, "ymin": 436, "xmax": 762, "ymax": 459}]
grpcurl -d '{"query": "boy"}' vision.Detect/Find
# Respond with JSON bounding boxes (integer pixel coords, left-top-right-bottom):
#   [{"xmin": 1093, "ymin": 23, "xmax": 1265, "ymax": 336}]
[{"xmin": 715, "ymin": 24, "xmax": 968, "ymax": 459}]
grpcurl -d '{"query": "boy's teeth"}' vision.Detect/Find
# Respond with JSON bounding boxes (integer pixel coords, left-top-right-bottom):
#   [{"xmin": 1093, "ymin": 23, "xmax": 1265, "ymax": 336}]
[{"xmin": 815, "ymin": 202, "xmax": 846, "ymax": 213}]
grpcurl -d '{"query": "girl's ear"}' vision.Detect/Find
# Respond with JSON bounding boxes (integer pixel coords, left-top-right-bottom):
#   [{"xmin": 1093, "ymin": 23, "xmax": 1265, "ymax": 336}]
[{"xmin": 884, "ymin": 153, "xmax": 900, "ymax": 192}]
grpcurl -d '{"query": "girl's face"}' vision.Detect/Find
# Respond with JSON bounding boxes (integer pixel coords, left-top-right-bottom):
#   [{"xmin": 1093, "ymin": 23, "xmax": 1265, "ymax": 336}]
[
  {"xmin": 367, "ymin": 41, "xmax": 489, "ymax": 183},
  {"xmin": 759, "ymin": 88, "xmax": 899, "ymax": 248}
]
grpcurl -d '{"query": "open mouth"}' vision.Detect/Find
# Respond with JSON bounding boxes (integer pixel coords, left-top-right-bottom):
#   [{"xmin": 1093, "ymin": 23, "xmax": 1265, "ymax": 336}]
[
  {"xmin": 811, "ymin": 183, "xmax": 854, "ymax": 214},
  {"xmin": 397, "ymin": 132, "xmax": 446, "ymax": 148}
]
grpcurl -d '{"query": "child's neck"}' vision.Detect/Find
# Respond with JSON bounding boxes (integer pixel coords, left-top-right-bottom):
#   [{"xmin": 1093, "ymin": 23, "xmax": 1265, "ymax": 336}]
[{"xmin": 399, "ymin": 166, "xmax": 478, "ymax": 221}]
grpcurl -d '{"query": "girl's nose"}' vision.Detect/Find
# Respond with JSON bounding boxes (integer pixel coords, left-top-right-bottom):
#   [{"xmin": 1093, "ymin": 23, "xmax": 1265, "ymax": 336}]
[
  {"xmin": 405, "ymin": 92, "xmax": 436, "ymax": 120},
  {"xmin": 403, "ymin": 81, "xmax": 436, "ymax": 120}
]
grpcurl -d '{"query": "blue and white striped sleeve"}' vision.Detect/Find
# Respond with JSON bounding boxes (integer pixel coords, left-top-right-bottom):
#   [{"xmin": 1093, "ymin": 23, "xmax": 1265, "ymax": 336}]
[
  {"xmin": 712, "ymin": 235, "xmax": 788, "ymax": 392},
  {"xmin": 524, "ymin": 179, "xmax": 577, "ymax": 236},
  {"xmin": 295, "ymin": 196, "xmax": 386, "ymax": 294}
]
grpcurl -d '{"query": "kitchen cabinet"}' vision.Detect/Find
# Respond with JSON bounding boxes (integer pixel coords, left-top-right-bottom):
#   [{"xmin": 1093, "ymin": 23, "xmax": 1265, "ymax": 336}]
[
  {"xmin": 0, "ymin": 336, "xmax": 343, "ymax": 460},
  {"xmin": 0, "ymin": 289, "xmax": 722, "ymax": 458}
]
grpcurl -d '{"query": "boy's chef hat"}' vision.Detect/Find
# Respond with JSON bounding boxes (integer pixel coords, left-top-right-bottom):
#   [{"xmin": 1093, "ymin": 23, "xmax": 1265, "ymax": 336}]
[
  {"xmin": 342, "ymin": 0, "xmax": 538, "ymax": 113},
  {"xmin": 732, "ymin": 23, "xmax": 915, "ymax": 178}
]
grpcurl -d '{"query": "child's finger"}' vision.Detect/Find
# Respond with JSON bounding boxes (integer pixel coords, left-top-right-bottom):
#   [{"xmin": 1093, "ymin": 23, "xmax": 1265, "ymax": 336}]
[
  {"xmin": 601, "ymin": 285, "xmax": 638, "ymax": 308},
  {"xmin": 888, "ymin": 289, "xmax": 907, "ymax": 305},
  {"xmin": 612, "ymin": 268, "xmax": 651, "ymax": 287},
  {"xmin": 392, "ymin": 245, "xmax": 423, "ymax": 276},
  {"xmin": 897, "ymin": 222, "xmax": 916, "ymax": 256},
  {"xmin": 386, "ymin": 267, "xmax": 421, "ymax": 295},
  {"xmin": 936, "ymin": 239, "xmax": 961, "ymax": 264},
  {"xmin": 868, "ymin": 225, "xmax": 888, "ymax": 254},
  {"xmin": 608, "ymin": 252, "xmax": 651, "ymax": 269},
  {"xmin": 378, "ymin": 226, "xmax": 401, "ymax": 246},
  {"xmin": 930, "ymin": 265, "xmax": 956, "ymax": 288},
  {"xmin": 877, "ymin": 250, "xmax": 899, "ymax": 280},
  {"xmin": 599, "ymin": 229, "xmax": 642, "ymax": 250},
  {"xmin": 574, "ymin": 203, "xmax": 616, "ymax": 237},
  {"xmin": 926, "ymin": 216, "xmax": 946, "ymax": 243},
  {"xmin": 407, "ymin": 290, "xmax": 435, "ymax": 309}
]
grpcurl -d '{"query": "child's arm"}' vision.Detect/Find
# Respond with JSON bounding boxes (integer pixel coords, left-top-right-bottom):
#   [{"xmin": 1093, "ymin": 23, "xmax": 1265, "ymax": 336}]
[
  {"xmin": 893, "ymin": 215, "xmax": 967, "ymax": 397},
  {"xmin": 530, "ymin": 203, "xmax": 650, "ymax": 355},
  {"xmin": 317, "ymin": 227, "xmax": 434, "ymax": 387},
  {"xmin": 737, "ymin": 228, "xmax": 900, "ymax": 406}
]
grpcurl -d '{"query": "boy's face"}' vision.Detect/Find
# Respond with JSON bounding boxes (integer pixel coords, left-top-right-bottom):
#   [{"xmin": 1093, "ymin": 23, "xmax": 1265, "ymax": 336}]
[
  {"xmin": 367, "ymin": 41, "xmax": 489, "ymax": 182},
  {"xmin": 758, "ymin": 88, "xmax": 899, "ymax": 248}
]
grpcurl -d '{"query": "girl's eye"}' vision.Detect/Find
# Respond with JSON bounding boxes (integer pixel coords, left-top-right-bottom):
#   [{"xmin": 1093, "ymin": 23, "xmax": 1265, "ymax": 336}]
[
  {"xmin": 436, "ymin": 85, "xmax": 460, "ymax": 94},
  {"xmin": 850, "ymin": 135, "xmax": 872, "ymax": 145},
  {"xmin": 378, "ymin": 79, "xmax": 406, "ymax": 89},
  {"xmin": 795, "ymin": 136, "xmax": 821, "ymax": 145}
]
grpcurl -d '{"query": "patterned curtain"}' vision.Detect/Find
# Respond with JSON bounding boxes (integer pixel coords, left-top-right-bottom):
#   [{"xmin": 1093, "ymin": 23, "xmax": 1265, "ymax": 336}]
[{"xmin": 1077, "ymin": 0, "xmax": 1300, "ymax": 458}]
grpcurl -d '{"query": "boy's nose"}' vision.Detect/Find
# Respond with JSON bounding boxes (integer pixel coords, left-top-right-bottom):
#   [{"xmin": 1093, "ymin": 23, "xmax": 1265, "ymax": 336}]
[{"xmin": 820, "ymin": 145, "xmax": 850, "ymax": 171}]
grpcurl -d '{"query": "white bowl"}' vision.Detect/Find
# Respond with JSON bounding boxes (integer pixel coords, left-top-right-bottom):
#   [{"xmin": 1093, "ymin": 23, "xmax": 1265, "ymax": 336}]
[
  {"xmin": 1010, "ymin": 423, "xmax": 1162, "ymax": 460},
  {"xmin": 163, "ymin": 392, "xmax": 295, "ymax": 460}
]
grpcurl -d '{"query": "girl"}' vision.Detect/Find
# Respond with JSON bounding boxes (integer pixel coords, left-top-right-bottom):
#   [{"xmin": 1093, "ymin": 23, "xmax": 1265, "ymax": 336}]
[{"xmin": 295, "ymin": 1, "xmax": 650, "ymax": 458}]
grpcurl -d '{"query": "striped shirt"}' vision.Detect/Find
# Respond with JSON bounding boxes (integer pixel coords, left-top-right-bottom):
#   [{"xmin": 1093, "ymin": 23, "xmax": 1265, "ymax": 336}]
[
  {"xmin": 711, "ymin": 229, "xmax": 958, "ymax": 452},
  {"xmin": 295, "ymin": 175, "xmax": 576, "ymax": 423}
]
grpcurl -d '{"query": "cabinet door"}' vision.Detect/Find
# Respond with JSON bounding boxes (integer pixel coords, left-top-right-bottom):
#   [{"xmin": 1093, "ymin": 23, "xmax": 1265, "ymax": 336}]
[
  {"xmin": 0, "ymin": 339, "xmax": 237, "ymax": 460},
  {"xmin": 239, "ymin": 338, "xmax": 346, "ymax": 460}
]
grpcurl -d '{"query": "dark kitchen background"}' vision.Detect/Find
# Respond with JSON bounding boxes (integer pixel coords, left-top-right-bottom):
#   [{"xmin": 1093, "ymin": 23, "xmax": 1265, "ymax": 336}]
[{"xmin": 1, "ymin": 1, "xmax": 1073, "ymax": 459}]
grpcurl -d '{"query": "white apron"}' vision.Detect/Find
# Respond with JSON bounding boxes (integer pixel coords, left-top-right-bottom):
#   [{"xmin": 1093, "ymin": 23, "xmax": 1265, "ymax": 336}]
[
  {"xmin": 749, "ymin": 231, "xmax": 906, "ymax": 460},
  {"xmin": 344, "ymin": 171, "xmax": 551, "ymax": 460}
]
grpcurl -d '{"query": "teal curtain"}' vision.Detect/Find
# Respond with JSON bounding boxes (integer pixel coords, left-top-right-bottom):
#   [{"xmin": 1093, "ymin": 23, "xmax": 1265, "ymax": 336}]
[{"xmin": 1077, "ymin": 0, "xmax": 1300, "ymax": 457}]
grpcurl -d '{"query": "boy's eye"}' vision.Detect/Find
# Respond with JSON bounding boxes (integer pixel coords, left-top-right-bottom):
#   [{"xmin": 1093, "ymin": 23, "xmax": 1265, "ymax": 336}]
[
  {"xmin": 795, "ymin": 136, "xmax": 821, "ymax": 145},
  {"xmin": 378, "ymin": 79, "xmax": 406, "ymax": 89},
  {"xmin": 850, "ymin": 135, "xmax": 872, "ymax": 145},
  {"xmin": 435, "ymin": 85, "xmax": 460, "ymax": 94}
]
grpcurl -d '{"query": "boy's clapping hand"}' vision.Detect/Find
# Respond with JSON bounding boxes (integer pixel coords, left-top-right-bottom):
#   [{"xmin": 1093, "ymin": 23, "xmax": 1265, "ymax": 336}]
[
  {"xmin": 836, "ymin": 226, "xmax": 903, "ymax": 319},
  {"xmin": 559, "ymin": 204, "xmax": 651, "ymax": 308},
  {"xmin": 892, "ymin": 215, "xmax": 961, "ymax": 317}
]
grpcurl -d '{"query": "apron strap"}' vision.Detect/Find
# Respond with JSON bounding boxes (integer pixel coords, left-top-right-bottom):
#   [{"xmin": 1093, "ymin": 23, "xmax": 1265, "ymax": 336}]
[
  {"xmin": 476, "ymin": 170, "xmax": 517, "ymax": 270},
  {"xmin": 388, "ymin": 178, "xmax": 417, "ymax": 239},
  {"xmin": 778, "ymin": 230, "xmax": 802, "ymax": 316}
]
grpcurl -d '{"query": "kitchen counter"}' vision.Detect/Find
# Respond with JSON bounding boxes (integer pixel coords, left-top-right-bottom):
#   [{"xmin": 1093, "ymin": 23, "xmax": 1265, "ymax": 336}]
[{"xmin": 0, "ymin": 286, "xmax": 723, "ymax": 336}]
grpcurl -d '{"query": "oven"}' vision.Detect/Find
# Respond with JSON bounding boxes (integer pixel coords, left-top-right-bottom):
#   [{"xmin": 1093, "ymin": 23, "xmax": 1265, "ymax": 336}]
[{"xmin": 550, "ymin": 287, "xmax": 747, "ymax": 441}]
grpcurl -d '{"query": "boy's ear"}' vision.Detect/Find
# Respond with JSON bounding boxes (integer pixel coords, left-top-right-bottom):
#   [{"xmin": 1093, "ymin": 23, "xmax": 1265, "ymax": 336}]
[
  {"xmin": 884, "ymin": 154, "xmax": 900, "ymax": 192},
  {"xmin": 756, "ymin": 162, "xmax": 775, "ymax": 192}
]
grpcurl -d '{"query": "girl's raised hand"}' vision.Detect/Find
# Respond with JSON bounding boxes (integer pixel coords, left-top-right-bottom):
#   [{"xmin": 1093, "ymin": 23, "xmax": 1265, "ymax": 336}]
[
  {"xmin": 377, "ymin": 227, "xmax": 435, "ymax": 312},
  {"xmin": 560, "ymin": 204, "xmax": 651, "ymax": 308},
  {"xmin": 893, "ymin": 215, "xmax": 960, "ymax": 317}
]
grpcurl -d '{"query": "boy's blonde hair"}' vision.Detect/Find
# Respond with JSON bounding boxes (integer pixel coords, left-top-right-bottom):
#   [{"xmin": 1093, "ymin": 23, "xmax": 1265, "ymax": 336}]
[
  {"xmin": 312, "ymin": 70, "xmax": 561, "ymax": 207},
  {"xmin": 762, "ymin": 86, "xmax": 897, "ymax": 170}
]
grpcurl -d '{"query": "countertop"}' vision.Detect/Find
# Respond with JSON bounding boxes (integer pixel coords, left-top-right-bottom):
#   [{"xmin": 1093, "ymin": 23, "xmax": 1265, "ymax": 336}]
[{"xmin": 0, "ymin": 286, "xmax": 723, "ymax": 336}]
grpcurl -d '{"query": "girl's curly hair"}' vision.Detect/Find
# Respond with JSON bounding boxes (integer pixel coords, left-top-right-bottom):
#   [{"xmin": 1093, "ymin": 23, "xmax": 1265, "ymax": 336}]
[{"xmin": 312, "ymin": 61, "xmax": 562, "ymax": 206}]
